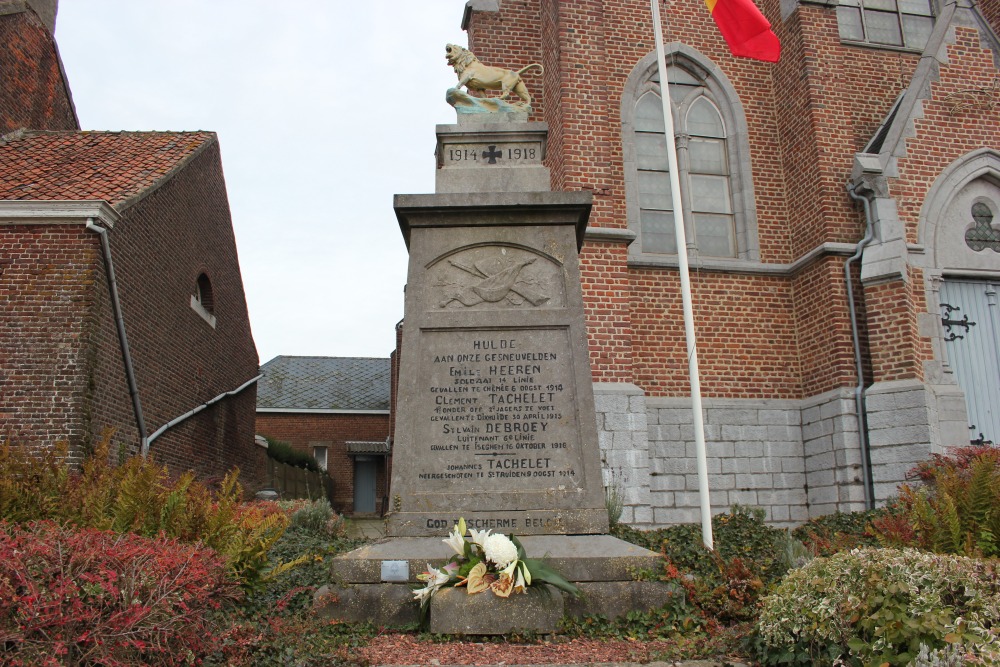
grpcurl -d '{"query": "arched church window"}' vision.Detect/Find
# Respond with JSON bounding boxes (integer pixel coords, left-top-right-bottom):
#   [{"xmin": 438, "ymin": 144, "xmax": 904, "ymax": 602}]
[{"xmin": 623, "ymin": 48, "xmax": 758, "ymax": 262}]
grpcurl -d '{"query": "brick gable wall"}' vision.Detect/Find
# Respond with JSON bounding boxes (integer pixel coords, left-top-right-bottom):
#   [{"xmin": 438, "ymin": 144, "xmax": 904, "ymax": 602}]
[
  {"xmin": 87, "ymin": 140, "xmax": 263, "ymax": 485},
  {"xmin": 0, "ymin": 8, "xmax": 77, "ymax": 134}
]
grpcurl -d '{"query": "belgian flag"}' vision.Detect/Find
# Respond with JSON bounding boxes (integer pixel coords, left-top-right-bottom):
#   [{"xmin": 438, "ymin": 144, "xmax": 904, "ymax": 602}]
[{"xmin": 704, "ymin": 0, "xmax": 781, "ymax": 62}]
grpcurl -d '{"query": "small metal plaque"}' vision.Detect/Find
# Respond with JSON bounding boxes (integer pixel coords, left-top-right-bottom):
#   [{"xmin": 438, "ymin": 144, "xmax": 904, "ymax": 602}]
[{"xmin": 381, "ymin": 560, "xmax": 409, "ymax": 582}]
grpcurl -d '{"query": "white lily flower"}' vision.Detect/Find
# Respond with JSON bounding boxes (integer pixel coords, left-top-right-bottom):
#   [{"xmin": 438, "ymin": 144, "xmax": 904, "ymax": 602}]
[
  {"xmin": 417, "ymin": 563, "xmax": 452, "ymax": 588},
  {"xmin": 519, "ymin": 561, "xmax": 532, "ymax": 586},
  {"xmin": 468, "ymin": 527, "xmax": 492, "ymax": 547},
  {"xmin": 413, "ymin": 584, "xmax": 435, "ymax": 605},
  {"xmin": 442, "ymin": 524, "xmax": 466, "ymax": 557},
  {"xmin": 513, "ymin": 567, "xmax": 527, "ymax": 594}
]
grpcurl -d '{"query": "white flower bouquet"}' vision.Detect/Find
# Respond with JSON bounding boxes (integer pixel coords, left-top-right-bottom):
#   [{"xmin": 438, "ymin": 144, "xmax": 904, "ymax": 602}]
[{"xmin": 413, "ymin": 517, "xmax": 580, "ymax": 610}]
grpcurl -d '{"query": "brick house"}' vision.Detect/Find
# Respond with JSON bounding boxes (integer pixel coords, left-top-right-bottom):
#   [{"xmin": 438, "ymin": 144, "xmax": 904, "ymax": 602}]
[
  {"xmin": 1, "ymin": 1, "xmax": 263, "ymax": 485},
  {"xmin": 458, "ymin": 0, "xmax": 1000, "ymax": 526},
  {"xmin": 256, "ymin": 356, "xmax": 391, "ymax": 516}
]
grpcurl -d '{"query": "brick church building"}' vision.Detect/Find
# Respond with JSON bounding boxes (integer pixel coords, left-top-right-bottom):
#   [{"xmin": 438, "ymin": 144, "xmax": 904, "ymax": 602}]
[
  {"xmin": 458, "ymin": 0, "xmax": 1000, "ymax": 526},
  {"xmin": 1, "ymin": 0, "xmax": 263, "ymax": 483}
]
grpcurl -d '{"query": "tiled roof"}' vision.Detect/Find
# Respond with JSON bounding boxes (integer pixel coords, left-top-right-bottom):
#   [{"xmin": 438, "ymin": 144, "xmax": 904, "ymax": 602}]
[
  {"xmin": 0, "ymin": 130, "xmax": 214, "ymax": 207},
  {"xmin": 257, "ymin": 356, "xmax": 391, "ymax": 412}
]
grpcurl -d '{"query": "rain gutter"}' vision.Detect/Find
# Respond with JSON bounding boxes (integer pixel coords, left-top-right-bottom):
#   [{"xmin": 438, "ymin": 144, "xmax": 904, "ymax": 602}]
[{"xmin": 845, "ymin": 183, "xmax": 876, "ymax": 510}]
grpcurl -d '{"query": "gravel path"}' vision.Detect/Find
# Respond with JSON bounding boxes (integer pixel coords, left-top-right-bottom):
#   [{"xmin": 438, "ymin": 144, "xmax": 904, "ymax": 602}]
[{"xmin": 358, "ymin": 635, "xmax": 744, "ymax": 666}]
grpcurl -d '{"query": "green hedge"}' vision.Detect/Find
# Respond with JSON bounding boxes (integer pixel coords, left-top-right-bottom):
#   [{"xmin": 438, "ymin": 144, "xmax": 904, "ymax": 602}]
[{"xmin": 264, "ymin": 437, "xmax": 321, "ymax": 473}]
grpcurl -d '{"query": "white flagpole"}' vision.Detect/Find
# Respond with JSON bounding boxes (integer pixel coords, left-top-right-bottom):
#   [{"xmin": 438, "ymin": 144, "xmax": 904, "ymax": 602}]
[{"xmin": 650, "ymin": 0, "xmax": 713, "ymax": 549}]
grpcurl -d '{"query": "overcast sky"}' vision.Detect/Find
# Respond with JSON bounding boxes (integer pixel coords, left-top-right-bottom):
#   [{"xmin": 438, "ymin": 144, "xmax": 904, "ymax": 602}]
[{"xmin": 55, "ymin": 1, "xmax": 467, "ymax": 365}]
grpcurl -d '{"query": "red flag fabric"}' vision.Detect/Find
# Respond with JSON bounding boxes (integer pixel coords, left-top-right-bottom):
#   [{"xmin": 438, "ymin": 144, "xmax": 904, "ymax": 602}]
[{"xmin": 704, "ymin": 0, "xmax": 781, "ymax": 62}]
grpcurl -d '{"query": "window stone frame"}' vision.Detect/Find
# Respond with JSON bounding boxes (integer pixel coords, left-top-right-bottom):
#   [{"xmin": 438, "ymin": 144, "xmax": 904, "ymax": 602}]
[{"xmin": 622, "ymin": 45, "xmax": 760, "ymax": 264}]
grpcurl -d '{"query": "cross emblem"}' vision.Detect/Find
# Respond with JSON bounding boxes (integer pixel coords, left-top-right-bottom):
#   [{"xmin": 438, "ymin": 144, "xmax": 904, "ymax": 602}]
[{"xmin": 482, "ymin": 145, "xmax": 502, "ymax": 164}]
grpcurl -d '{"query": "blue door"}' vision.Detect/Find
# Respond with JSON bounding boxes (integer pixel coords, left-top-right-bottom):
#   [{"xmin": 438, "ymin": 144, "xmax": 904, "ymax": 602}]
[{"xmin": 353, "ymin": 456, "xmax": 377, "ymax": 514}]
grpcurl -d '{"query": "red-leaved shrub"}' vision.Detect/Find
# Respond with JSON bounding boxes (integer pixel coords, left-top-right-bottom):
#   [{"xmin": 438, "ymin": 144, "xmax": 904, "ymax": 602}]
[{"xmin": 0, "ymin": 520, "xmax": 240, "ymax": 666}]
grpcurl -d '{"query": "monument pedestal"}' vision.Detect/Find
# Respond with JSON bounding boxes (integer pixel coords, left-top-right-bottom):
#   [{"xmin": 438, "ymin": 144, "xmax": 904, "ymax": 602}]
[
  {"xmin": 316, "ymin": 534, "xmax": 679, "ymax": 631},
  {"xmin": 319, "ymin": 120, "xmax": 673, "ymax": 631}
]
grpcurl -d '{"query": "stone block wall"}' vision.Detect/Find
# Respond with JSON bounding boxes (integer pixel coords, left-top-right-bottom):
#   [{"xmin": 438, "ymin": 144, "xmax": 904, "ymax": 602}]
[
  {"xmin": 595, "ymin": 385, "xmax": 870, "ymax": 527},
  {"xmin": 864, "ymin": 380, "xmax": 939, "ymax": 502},
  {"xmin": 594, "ymin": 383, "xmax": 652, "ymax": 526},
  {"xmin": 801, "ymin": 389, "xmax": 867, "ymax": 516},
  {"xmin": 646, "ymin": 396, "xmax": 807, "ymax": 526}
]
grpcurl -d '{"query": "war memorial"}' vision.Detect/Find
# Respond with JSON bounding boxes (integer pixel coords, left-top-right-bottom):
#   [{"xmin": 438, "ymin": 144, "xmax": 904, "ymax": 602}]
[{"xmin": 317, "ymin": 45, "xmax": 670, "ymax": 634}]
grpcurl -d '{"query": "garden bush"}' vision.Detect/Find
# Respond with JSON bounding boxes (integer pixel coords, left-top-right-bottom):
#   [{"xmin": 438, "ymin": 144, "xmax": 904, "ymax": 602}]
[
  {"xmin": 792, "ymin": 508, "xmax": 884, "ymax": 557},
  {"xmin": 0, "ymin": 520, "xmax": 239, "ymax": 666},
  {"xmin": 614, "ymin": 505, "xmax": 791, "ymax": 624},
  {"xmin": 873, "ymin": 445, "xmax": 1000, "ymax": 557},
  {"xmin": 0, "ymin": 435, "xmax": 292, "ymax": 588},
  {"xmin": 752, "ymin": 547, "xmax": 1000, "ymax": 666},
  {"xmin": 206, "ymin": 507, "xmax": 371, "ymax": 665}
]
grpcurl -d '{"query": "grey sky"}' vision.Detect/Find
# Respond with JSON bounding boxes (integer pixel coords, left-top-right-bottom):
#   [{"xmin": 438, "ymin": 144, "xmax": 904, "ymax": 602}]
[{"xmin": 55, "ymin": 1, "xmax": 467, "ymax": 364}]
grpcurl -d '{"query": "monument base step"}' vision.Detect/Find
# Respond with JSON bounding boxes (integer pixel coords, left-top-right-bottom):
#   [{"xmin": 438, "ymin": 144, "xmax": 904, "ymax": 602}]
[{"xmin": 316, "ymin": 534, "xmax": 680, "ymax": 630}]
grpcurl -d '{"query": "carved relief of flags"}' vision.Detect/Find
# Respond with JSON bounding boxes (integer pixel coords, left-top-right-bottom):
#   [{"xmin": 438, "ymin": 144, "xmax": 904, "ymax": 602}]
[{"xmin": 704, "ymin": 0, "xmax": 781, "ymax": 62}]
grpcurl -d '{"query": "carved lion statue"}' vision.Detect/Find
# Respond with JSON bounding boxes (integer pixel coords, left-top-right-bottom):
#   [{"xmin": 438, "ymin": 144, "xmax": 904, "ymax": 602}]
[{"xmin": 445, "ymin": 44, "xmax": 543, "ymax": 107}]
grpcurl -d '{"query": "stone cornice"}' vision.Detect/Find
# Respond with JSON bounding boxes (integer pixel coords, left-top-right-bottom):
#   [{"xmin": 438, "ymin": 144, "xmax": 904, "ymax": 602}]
[
  {"xmin": 584, "ymin": 227, "xmax": 637, "ymax": 245},
  {"xmin": 628, "ymin": 242, "xmax": 858, "ymax": 276},
  {"xmin": 0, "ymin": 200, "xmax": 120, "ymax": 228}
]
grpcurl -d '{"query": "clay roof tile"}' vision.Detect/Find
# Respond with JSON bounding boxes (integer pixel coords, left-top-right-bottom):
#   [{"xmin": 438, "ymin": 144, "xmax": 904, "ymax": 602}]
[{"xmin": 0, "ymin": 130, "xmax": 215, "ymax": 207}]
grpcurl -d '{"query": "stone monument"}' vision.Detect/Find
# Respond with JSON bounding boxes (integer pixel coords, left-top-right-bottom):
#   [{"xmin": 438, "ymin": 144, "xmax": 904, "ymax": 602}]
[{"xmin": 317, "ymin": 46, "xmax": 671, "ymax": 633}]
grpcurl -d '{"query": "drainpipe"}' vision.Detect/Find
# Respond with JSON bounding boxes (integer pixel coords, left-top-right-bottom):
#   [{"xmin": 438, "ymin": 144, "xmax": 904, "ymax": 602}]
[
  {"xmin": 845, "ymin": 183, "xmax": 876, "ymax": 510},
  {"xmin": 86, "ymin": 219, "xmax": 148, "ymax": 450},
  {"xmin": 142, "ymin": 374, "xmax": 262, "ymax": 457}
]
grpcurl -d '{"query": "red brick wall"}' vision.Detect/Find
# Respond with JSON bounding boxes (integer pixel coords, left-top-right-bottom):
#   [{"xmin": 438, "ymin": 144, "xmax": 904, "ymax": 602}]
[
  {"xmin": 630, "ymin": 269, "xmax": 802, "ymax": 397},
  {"xmin": 580, "ymin": 241, "xmax": 633, "ymax": 382},
  {"xmin": 0, "ymin": 8, "xmax": 77, "ymax": 134},
  {"xmin": 792, "ymin": 258, "xmax": 862, "ymax": 396},
  {"xmin": 87, "ymin": 139, "xmax": 263, "ymax": 487},
  {"xmin": 889, "ymin": 27, "xmax": 1000, "ymax": 244},
  {"xmin": 979, "ymin": 0, "xmax": 1000, "ymax": 39},
  {"xmin": 464, "ymin": 0, "xmax": 992, "ymax": 401},
  {"xmin": 0, "ymin": 224, "xmax": 96, "ymax": 458},
  {"xmin": 255, "ymin": 412, "xmax": 390, "ymax": 515}
]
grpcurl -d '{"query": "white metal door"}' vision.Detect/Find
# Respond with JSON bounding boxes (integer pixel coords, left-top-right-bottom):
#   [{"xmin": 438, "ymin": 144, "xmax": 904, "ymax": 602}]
[{"xmin": 940, "ymin": 280, "xmax": 1000, "ymax": 444}]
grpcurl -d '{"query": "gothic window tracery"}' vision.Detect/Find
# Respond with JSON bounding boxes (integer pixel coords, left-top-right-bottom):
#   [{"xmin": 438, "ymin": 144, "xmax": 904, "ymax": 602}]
[
  {"xmin": 965, "ymin": 201, "xmax": 1000, "ymax": 252},
  {"xmin": 623, "ymin": 49, "xmax": 758, "ymax": 262}
]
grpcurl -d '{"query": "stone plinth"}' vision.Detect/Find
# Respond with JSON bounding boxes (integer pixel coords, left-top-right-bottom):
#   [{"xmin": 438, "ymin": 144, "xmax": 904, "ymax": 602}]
[
  {"xmin": 430, "ymin": 586, "xmax": 563, "ymax": 635},
  {"xmin": 435, "ymin": 122, "xmax": 549, "ymax": 193},
  {"xmin": 317, "ymin": 534, "xmax": 678, "ymax": 628}
]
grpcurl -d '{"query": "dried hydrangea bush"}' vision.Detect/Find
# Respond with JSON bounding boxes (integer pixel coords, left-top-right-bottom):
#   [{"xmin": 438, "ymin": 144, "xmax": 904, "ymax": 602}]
[{"xmin": 753, "ymin": 547, "xmax": 1000, "ymax": 666}]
